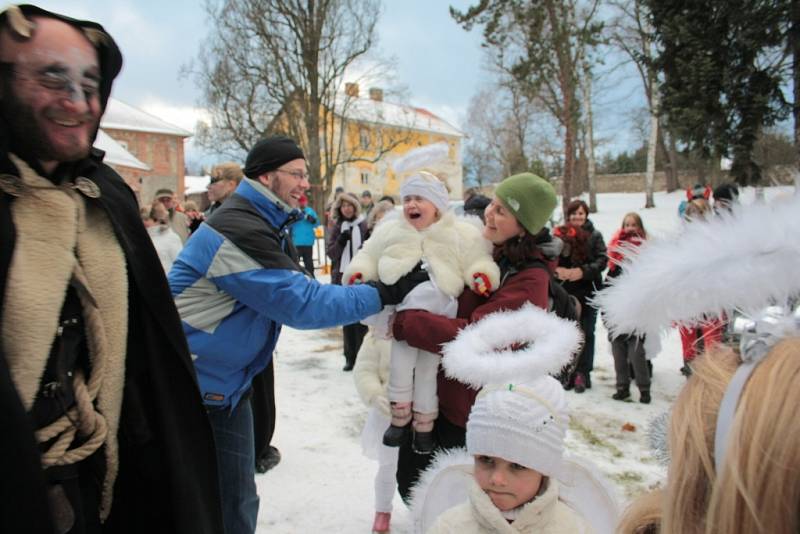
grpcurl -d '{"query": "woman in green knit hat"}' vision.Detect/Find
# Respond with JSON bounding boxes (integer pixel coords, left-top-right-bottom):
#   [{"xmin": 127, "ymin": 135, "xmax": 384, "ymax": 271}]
[{"xmin": 390, "ymin": 172, "xmax": 561, "ymax": 501}]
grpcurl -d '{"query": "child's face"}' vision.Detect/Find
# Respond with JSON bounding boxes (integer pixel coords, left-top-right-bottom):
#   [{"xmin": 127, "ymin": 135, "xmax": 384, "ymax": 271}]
[
  {"xmin": 474, "ymin": 455, "xmax": 543, "ymax": 511},
  {"xmin": 622, "ymin": 216, "xmax": 640, "ymax": 234},
  {"xmin": 403, "ymin": 195, "xmax": 439, "ymax": 230}
]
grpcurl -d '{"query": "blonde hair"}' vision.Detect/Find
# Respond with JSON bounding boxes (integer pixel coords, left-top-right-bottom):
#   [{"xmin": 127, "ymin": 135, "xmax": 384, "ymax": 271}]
[
  {"xmin": 684, "ymin": 198, "xmax": 711, "ymax": 221},
  {"xmin": 210, "ymin": 161, "xmax": 244, "ymax": 184},
  {"xmin": 619, "ymin": 339, "xmax": 800, "ymax": 534}
]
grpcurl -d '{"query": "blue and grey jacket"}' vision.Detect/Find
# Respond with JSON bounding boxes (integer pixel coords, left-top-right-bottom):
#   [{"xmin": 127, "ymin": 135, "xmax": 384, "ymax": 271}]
[{"xmin": 169, "ymin": 178, "xmax": 382, "ymax": 409}]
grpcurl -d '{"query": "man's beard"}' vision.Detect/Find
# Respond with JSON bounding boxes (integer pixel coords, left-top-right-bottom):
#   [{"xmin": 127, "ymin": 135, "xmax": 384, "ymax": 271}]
[{"xmin": 1, "ymin": 81, "xmax": 97, "ymax": 169}]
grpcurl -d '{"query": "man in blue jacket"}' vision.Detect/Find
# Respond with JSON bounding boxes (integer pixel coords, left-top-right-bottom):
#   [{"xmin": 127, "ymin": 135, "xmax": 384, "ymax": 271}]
[{"xmin": 169, "ymin": 135, "xmax": 422, "ymax": 534}]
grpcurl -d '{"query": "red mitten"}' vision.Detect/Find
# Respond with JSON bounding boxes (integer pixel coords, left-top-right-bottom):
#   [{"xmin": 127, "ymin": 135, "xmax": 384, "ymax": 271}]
[
  {"xmin": 472, "ymin": 272, "xmax": 492, "ymax": 296},
  {"xmin": 347, "ymin": 272, "xmax": 364, "ymax": 285}
]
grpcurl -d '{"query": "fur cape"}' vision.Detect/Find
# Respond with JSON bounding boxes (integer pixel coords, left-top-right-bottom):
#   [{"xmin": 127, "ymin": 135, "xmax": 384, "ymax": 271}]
[
  {"xmin": 343, "ymin": 211, "xmax": 500, "ymax": 297},
  {"xmin": 594, "ymin": 194, "xmax": 800, "ymax": 339}
]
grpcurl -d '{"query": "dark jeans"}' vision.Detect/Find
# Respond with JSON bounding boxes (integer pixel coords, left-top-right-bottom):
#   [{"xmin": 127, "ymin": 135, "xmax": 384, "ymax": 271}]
[
  {"xmin": 342, "ymin": 322, "xmax": 368, "ymax": 365},
  {"xmin": 296, "ymin": 245, "xmax": 315, "ymax": 278},
  {"xmin": 208, "ymin": 399, "xmax": 259, "ymax": 534},
  {"xmin": 251, "ymin": 360, "xmax": 276, "ymax": 462},
  {"xmin": 575, "ymin": 302, "xmax": 598, "ymax": 376},
  {"xmin": 396, "ymin": 414, "xmax": 466, "ymax": 503},
  {"xmin": 611, "ymin": 335, "xmax": 651, "ymax": 390}
]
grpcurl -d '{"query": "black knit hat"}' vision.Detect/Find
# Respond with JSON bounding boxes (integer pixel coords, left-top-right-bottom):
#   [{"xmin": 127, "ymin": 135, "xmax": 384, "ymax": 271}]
[{"xmin": 243, "ymin": 135, "xmax": 305, "ymax": 179}]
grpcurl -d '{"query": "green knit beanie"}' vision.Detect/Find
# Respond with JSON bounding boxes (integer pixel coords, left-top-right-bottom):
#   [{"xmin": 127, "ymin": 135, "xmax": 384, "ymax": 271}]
[{"xmin": 494, "ymin": 173, "xmax": 557, "ymax": 235}]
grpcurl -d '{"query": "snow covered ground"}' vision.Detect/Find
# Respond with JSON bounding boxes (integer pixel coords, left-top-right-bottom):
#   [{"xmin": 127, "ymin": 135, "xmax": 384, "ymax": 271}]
[{"xmin": 255, "ymin": 186, "xmax": 794, "ymax": 533}]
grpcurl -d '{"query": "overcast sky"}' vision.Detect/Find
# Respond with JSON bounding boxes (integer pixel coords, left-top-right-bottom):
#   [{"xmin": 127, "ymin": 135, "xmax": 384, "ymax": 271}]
[{"xmin": 31, "ymin": 0, "xmax": 644, "ymax": 169}]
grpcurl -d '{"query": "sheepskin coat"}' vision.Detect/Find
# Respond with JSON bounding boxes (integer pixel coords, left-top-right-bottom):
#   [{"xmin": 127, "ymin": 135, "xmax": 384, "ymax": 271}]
[
  {"xmin": 344, "ymin": 211, "xmax": 500, "ymax": 298},
  {"xmin": 428, "ymin": 479, "xmax": 592, "ymax": 534},
  {"xmin": 0, "ymin": 150, "xmax": 223, "ymax": 534}
]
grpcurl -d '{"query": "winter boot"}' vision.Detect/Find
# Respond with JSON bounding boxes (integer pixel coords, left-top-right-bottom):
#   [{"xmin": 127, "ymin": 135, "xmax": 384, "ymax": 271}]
[
  {"xmin": 342, "ymin": 356, "xmax": 355, "ymax": 372},
  {"xmin": 412, "ymin": 411, "xmax": 437, "ymax": 454},
  {"xmin": 573, "ymin": 373, "xmax": 587, "ymax": 394},
  {"xmin": 639, "ymin": 389, "xmax": 651, "ymax": 404},
  {"xmin": 372, "ymin": 512, "xmax": 391, "ymax": 533},
  {"xmin": 383, "ymin": 402, "xmax": 412, "ymax": 447},
  {"xmin": 612, "ymin": 387, "xmax": 630, "ymax": 401}
]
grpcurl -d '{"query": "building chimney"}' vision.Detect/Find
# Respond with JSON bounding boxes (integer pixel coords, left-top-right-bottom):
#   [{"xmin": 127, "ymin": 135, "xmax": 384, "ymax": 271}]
[
  {"xmin": 345, "ymin": 82, "xmax": 359, "ymax": 98},
  {"xmin": 368, "ymin": 87, "xmax": 383, "ymax": 102}
]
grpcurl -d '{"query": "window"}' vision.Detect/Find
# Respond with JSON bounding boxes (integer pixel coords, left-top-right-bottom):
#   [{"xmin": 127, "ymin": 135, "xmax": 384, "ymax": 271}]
[
  {"xmin": 360, "ymin": 172, "xmax": 369, "ymax": 185},
  {"xmin": 359, "ymin": 128, "xmax": 370, "ymax": 149}
]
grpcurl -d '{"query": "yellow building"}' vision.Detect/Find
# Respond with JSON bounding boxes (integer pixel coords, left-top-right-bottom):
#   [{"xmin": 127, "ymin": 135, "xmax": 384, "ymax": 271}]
[{"xmin": 333, "ymin": 84, "xmax": 464, "ymax": 200}]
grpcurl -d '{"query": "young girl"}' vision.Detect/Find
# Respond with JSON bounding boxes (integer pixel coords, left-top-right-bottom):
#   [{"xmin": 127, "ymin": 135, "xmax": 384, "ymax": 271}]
[
  {"xmin": 344, "ymin": 172, "xmax": 500, "ymax": 454},
  {"xmin": 605, "ymin": 213, "xmax": 651, "ymax": 403},
  {"xmin": 411, "ymin": 304, "xmax": 616, "ymax": 533}
]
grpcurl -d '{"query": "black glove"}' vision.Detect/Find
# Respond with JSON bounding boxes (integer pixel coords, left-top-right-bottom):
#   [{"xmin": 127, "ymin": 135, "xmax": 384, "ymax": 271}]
[
  {"xmin": 367, "ymin": 265, "xmax": 430, "ymax": 306},
  {"xmin": 305, "ymin": 214, "xmax": 317, "ymax": 224},
  {"xmin": 337, "ymin": 229, "xmax": 352, "ymax": 245}
]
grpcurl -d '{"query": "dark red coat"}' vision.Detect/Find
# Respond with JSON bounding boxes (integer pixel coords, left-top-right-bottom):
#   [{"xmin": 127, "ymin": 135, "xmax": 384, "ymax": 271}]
[{"xmin": 393, "ymin": 259, "xmax": 550, "ymax": 427}]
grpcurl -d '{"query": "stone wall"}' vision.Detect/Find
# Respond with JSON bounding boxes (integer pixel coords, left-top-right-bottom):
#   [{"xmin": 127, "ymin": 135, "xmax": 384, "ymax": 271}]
[{"xmin": 552, "ymin": 166, "xmax": 795, "ymax": 194}]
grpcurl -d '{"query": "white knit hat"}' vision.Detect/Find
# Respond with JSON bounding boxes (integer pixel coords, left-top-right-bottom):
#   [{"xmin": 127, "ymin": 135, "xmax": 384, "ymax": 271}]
[
  {"xmin": 400, "ymin": 171, "xmax": 449, "ymax": 214},
  {"xmin": 466, "ymin": 376, "xmax": 568, "ymax": 477}
]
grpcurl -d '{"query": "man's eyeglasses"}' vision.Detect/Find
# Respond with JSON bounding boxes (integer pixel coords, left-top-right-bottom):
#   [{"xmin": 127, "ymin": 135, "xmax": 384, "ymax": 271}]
[
  {"xmin": 3, "ymin": 62, "xmax": 101, "ymax": 101},
  {"xmin": 208, "ymin": 177, "xmax": 225, "ymax": 184},
  {"xmin": 275, "ymin": 168, "xmax": 309, "ymax": 181}
]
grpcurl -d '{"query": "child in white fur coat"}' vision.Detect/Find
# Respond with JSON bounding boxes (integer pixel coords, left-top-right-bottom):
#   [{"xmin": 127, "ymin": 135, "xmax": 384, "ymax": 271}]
[{"xmin": 344, "ymin": 172, "xmax": 500, "ymax": 454}]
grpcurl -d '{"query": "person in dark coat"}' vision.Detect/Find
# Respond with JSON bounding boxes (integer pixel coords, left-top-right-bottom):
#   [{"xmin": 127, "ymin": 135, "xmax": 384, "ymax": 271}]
[
  {"xmin": 0, "ymin": 5, "xmax": 223, "ymax": 533},
  {"xmin": 554, "ymin": 199, "xmax": 608, "ymax": 393},
  {"xmin": 326, "ymin": 192, "xmax": 370, "ymax": 370},
  {"xmin": 390, "ymin": 173, "xmax": 559, "ymax": 501}
]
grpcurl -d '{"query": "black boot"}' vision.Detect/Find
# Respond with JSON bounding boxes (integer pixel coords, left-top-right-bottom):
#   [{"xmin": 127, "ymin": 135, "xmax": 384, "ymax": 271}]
[
  {"xmin": 640, "ymin": 390, "xmax": 651, "ymax": 404},
  {"xmin": 612, "ymin": 388, "xmax": 631, "ymax": 401},
  {"xmin": 342, "ymin": 357, "xmax": 355, "ymax": 371},
  {"xmin": 413, "ymin": 431, "xmax": 435, "ymax": 455},
  {"xmin": 382, "ymin": 424, "xmax": 410, "ymax": 447}
]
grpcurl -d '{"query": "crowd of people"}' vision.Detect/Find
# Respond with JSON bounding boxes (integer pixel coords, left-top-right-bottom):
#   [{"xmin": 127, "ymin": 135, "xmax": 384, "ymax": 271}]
[{"xmin": 2, "ymin": 4, "xmax": 799, "ymax": 534}]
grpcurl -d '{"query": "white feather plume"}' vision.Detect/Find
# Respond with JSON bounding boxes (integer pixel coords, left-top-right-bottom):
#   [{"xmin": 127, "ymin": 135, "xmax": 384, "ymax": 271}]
[
  {"xmin": 441, "ymin": 303, "xmax": 583, "ymax": 388},
  {"xmin": 594, "ymin": 194, "xmax": 800, "ymax": 338},
  {"xmin": 392, "ymin": 142, "xmax": 449, "ymax": 174}
]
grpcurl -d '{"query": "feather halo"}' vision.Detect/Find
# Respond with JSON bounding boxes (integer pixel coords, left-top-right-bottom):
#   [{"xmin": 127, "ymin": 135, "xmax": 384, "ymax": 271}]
[
  {"xmin": 594, "ymin": 194, "xmax": 800, "ymax": 338},
  {"xmin": 441, "ymin": 303, "xmax": 583, "ymax": 388}
]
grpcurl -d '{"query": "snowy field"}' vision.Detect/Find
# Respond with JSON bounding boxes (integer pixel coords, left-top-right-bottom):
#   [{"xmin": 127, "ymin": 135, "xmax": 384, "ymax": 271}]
[{"xmin": 255, "ymin": 186, "xmax": 794, "ymax": 533}]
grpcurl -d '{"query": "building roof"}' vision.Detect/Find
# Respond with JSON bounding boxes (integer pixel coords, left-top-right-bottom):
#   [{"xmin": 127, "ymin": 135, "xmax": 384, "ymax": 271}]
[
  {"xmin": 94, "ymin": 129, "xmax": 151, "ymax": 170},
  {"xmin": 343, "ymin": 96, "xmax": 464, "ymax": 138},
  {"xmin": 100, "ymin": 98, "xmax": 192, "ymax": 137}
]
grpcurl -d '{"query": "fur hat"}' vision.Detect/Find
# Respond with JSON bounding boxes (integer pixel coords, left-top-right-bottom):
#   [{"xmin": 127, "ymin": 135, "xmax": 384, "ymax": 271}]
[
  {"xmin": 494, "ymin": 173, "xmax": 557, "ymax": 235},
  {"xmin": 400, "ymin": 172, "xmax": 449, "ymax": 214},
  {"xmin": 243, "ymin": 135, "xmax": 304, "ymax": 179},
  {"xmin": 333, "ymin": 192, "xmax": 360, "ymax": 220},
  {"xmin": 441, "ymin": 304, "xmax": 582, "ymax": 476}
]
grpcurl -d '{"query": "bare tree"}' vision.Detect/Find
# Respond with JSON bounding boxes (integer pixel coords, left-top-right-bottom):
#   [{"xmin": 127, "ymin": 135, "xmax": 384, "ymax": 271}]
[
  {"xmin": 609, "ymin": 0, "xmax": 677, "ymax": 205},
  {"xmin": 452, "ymin": 0, "xmax": 603, "ymax": 217},
  {"xmin": 187, "ymin": 0, "xmax": 406, "ymax": 215}
]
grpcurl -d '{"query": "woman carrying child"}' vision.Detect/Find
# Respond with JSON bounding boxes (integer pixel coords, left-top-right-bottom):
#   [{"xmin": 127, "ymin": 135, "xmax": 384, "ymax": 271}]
[
  {"xmin": 390, "ymin": 173, "xmax": 561, "ymax": 500},
  {"xmin": 345, "ymin": 172, "xmax": 500, "ymax": 454}
]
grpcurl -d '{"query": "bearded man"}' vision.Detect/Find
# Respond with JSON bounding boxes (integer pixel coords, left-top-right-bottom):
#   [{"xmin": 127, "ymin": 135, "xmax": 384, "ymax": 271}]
[{"xmin": 0, "ymin": 5, "xmax": 222, "ymax": 533}]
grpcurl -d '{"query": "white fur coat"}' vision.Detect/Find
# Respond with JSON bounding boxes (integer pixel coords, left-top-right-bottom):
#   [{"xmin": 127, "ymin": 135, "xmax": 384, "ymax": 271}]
[{"xmin": 343, "ymin": 211, "xmax": 500, "ymax": 298}]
